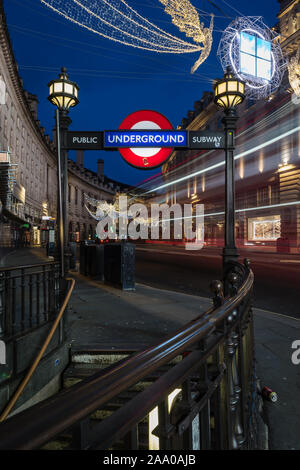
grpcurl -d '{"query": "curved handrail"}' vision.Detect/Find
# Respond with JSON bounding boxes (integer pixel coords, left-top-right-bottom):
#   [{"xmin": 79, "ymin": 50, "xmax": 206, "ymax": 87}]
[
  {"xmin": 0, "ymin": 261, "xmax": 56, "ymax": 272},
  {"xmin": 0, "ymin": 267, "xmax": 253, "ymax": 450},
  {"xmin": 0, "ymin": 277, "xmax": 75, "ymax": 422}
]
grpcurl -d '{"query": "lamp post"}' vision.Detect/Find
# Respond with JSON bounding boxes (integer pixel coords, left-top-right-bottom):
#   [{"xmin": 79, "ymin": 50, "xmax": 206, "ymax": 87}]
[
  {"xmin": 48, "ymin": 67, "xmax": 79, "ymax": 277},
  {"xmin": 213, "ymin": 67, "xmax": 245, "ymax": 290}
]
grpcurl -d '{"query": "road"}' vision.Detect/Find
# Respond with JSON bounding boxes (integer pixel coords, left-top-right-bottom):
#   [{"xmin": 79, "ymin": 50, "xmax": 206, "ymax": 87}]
[{"xmin": 135, "ymin": 244, "xmax": 300, "ymax": 318}]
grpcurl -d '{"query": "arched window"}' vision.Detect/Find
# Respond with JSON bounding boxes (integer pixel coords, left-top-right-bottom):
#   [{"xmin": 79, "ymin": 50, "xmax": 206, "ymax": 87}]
[
  {"xmin": 82, "ymin": 223, "xmax": 87, "ymax": 241},
  {"xmin": 69, "ymin": 221, "xmax": 73, "ymax": 242},
  {"xmin": 88, "ymin": 224, "xmax": 93, "ymax": 240}
]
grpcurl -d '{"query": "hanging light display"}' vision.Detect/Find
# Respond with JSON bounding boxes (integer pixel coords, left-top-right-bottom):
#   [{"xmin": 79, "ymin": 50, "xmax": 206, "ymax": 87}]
[
  {"xmin": 217, "ymin": 16, "xmax": 285, "ymax": 100},
  {"xmin": 40, "ymin": 0, "xmax": 214, "ymax": 73},
  {"xmin": 288, "ymin": 46, "xmax": 300, "ymax": 99}
]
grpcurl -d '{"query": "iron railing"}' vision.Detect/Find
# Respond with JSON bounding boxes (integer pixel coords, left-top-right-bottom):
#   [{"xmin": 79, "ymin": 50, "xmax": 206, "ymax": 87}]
[
  {"xmin": 0, "ymin": 259, "xmax": 257, "ymax": 450},
  {"xmin": 0, "ymin": 262, "xmax": 60, "ymax": 338}
]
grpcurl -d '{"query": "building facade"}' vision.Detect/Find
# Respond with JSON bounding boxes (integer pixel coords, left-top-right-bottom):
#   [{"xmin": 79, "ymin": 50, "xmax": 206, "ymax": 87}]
[
  {"xmin": 0, "ymin": 2, "xmax": 127, "ymax": 249},
  {"xmin": 162, "ymin": 0, "xmax": 300, "ymax": 253}
]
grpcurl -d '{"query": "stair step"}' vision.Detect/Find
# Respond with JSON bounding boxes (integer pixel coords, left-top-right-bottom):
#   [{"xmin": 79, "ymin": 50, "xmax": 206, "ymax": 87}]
[{"xmin": 42, "ymin": 347, "xmax": 194, "ymax": 450}]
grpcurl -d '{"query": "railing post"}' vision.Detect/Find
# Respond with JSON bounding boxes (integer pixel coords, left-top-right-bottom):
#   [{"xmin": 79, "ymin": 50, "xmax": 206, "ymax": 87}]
[
  {"xmin": 4, "ymin": 272, "xmax": 11, "ymax": 336},
  {"xmin": 29, "ymin": 273, "xmax": 33, "ymax": 328},
  {"xmin": 36, "ymin": 272, "xmax": 40, "ymax": 326},
  {"xmin": 21, "ymin": 268, "xmax": 25, "ymax": 331},
  {"xmin": 43, "ymin": 265, "xmax": 47, "ymax": 322},
  {"xmin": 226, "ymin": 309, "xmax": 245, "ymax": 449},
  {"xmin": 181, "ymin": 379, "xmax": 193, "ymax": 449},
  {"xmin": 0, "ymin": 272, "xmax": 4, "ymax": 336},
  {"xmin": 72, "ymin": 418, "xmax": 90, "ymax": 450},
  {"xmin": 157, "ymin": 398, "xmax": 172, "ymax": 450},
  {"xmin": 52, "ymin": 263, "xmax": 60, "ymax": 318},
  {"xmin": 11, "ymin": 277, "xmax": 16, "ymax": 334},
  {"xmin": 210, "ymin": 280, "xmax": 224, "ymax": 308},
  {"xmin": 124, "ymin": 426, "xmax": 139, "ymax": 450}
]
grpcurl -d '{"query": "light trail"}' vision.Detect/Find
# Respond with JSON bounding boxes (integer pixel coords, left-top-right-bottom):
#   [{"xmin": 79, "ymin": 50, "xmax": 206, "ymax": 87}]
[
  {"xmin": 132, "ymin": 99, "xmax": 293, "ymax": 193},
  {"xmin": 159, "ymin": 200, "xmax": 300, "ymax": 223}
]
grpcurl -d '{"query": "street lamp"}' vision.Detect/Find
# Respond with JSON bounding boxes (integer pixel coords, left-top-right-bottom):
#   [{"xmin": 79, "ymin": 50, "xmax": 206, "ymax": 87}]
[
  {"xmin": 48, "ymin": 67, "xmax": 79, "ymax": 277},
  {"xmin": 48, "ymin": 67, "xmax": 79, "ymax": 111},
  {"xmin": 213, "ymin": 67, "xmax": 245, "ymax": 290}
]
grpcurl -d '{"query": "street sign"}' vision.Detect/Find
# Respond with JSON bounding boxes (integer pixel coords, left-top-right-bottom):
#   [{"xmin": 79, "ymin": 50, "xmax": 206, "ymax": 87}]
[
  {"xmin": 66, "ymin": 131, "xmax": 103, "ymax": 150},
  {"xmin": 64, "ymin": 113, "xmax": 226, "ymax": 170},
  {"xmin": 188, "ymin": 131, "xmax": 225, "ymax": 149},
  {"xmin": 117, "ymin": 110, "xmax": 174, "ymax": 169}
]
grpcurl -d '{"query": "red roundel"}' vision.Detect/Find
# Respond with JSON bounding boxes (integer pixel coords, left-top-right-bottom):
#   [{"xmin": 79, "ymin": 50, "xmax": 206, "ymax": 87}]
[{"xmin": 118, "ymin": 110, "xmax": 173, "ymax": 169}]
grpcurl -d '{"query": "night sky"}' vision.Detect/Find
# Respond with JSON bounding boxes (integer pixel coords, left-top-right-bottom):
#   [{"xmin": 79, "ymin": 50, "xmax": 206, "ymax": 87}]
[{"xmin": 3, "ymin": 0, "xmax": 279, "ymax": 186}]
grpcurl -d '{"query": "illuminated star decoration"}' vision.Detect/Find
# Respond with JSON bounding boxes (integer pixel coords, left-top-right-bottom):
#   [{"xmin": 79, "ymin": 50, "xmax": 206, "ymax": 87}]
[
  {"xmin": 217, "ymin": 16, "xmax": 285, "ymax": 100},
  {"xmin": 288, "ymin": 46, "xmax": 300, "ymax": 98},
  {"xmin": 40, "ymin": 0, "xmax": 214, "ymax": 73}
]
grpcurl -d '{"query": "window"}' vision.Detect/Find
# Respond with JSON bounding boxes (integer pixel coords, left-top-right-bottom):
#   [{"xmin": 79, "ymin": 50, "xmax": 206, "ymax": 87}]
[
  {"xmin": 248, "ymin": 216, "xmax": 280, "ymax": 241},
  {"xmin": 240, "ymin": 32, "xmax": 272, "ymax": 81}
]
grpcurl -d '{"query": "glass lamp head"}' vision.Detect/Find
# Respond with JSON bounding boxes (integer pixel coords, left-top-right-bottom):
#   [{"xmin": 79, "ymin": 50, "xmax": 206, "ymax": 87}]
[
  {"xmin": 213, "ymin": 68, "xmax": 245, "ymax": 110},
  {"xmin": 48, "ymin": 67, "xmax": 79, "ymax": 111}
]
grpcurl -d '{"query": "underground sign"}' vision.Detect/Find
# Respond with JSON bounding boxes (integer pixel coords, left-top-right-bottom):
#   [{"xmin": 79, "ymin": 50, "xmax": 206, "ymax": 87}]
[{"xmin": 116, "ymin": 110, "xmax": 175, "ymax": 170}]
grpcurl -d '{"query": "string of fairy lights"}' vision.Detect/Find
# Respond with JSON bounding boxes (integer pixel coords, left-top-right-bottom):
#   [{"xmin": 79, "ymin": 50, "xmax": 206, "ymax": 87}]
[{"xmin": 40, "ymin": 0, "xmax": 214, "ymax": 73}]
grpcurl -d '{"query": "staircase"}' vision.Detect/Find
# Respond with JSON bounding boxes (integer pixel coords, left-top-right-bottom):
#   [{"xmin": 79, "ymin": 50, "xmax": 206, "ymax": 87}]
[{"xmin": 41, "ymin": 345, "xmax": 184, "ymax": 450}]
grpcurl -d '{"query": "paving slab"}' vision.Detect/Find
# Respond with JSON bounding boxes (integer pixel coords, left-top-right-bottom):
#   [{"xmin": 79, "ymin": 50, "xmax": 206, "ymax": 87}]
[
  {"xmin": 253, "ymin": 308, "xmax": 300, "ymax": 450},
  {"xmin": 67, "ymin": 273, "xmax": 212, "ymax": 347}
]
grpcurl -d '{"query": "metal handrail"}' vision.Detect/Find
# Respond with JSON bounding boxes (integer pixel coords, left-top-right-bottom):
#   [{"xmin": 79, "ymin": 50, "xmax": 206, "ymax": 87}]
[
  {"xmin": 0, "ymin": 267, "xmax": 253, "ymax": 450},
  {"xmin": 0, "ymin": 277, "xmax": 75, "ymax": 422}
]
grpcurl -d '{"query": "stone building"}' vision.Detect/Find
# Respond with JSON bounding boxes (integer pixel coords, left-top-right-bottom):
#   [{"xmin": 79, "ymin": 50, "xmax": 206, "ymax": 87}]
[
  {"xmin": 0, "ymin": 2, "xmax": 127, "ymax": 249},
  {"xmin": 162, "ymin": 0, "xmax": 300, "ymax": 252},
  {"xmin": 67, "ymin": 154, "xmax": 126, "ymax": 242}
]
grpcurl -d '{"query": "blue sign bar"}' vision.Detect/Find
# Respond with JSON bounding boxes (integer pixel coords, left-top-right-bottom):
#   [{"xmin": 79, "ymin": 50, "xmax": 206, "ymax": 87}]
[{"xmin": 104, "ymin": 130, "xmax": 187, "ymax": 148}]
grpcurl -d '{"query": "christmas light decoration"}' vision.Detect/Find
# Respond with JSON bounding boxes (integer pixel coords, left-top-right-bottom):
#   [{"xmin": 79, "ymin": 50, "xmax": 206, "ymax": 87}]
[
  {"xmin": 288, "ymin": 46, "xmax": 300, "ymax": 98},
  {"xmin": 217, "ymin": 17, "xmax": 285, "ymax": 99},
  {"xmin": 40, "ymin": 0, "xmax": 213, "ymax": 73},
  {"xmin": 84, "ymin": 192, "xmax": 153, "ymax": 227}
]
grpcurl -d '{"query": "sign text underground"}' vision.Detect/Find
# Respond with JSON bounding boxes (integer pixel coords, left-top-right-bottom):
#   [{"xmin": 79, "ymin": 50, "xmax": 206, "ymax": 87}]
[{"xmin": 66, "ymin": 131, "xmax": 226, "ymax": 150}]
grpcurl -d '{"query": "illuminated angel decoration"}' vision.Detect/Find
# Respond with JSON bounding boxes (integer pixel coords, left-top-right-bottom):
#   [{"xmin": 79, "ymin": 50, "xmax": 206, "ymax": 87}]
[
  {"xmin": 84, "ymin": 193, "xmax": 158, "ymax": 232},
  {"xmin": 40, "ymin": 0, "xmax": 214, "ymax": 73},
  {"xmin": 288, "ymin": 46, "xmax": 300, "ymax": 98},
  {"xmin": 84, "ymin": 193, "xmax": 124, "ymax": 222},
  {"xmin": 158, "ymin": 0, "xmax": 214, "ymax": 73}
]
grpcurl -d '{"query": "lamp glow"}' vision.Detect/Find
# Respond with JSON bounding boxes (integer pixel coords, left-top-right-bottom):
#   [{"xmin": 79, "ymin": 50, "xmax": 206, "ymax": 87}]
[
  {"xmin": 48, "ymin": 67, "xmax": 79, "ymax": 111},
  {"xmin": 213, "ymin": 68, "xmax": 245, "ymax": 110}
]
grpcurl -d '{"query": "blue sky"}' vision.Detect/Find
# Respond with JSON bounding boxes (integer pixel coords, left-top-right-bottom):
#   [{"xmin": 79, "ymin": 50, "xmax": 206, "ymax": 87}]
[{"xmin": 3, "ymin": 0, "xmax": 279, "ymax": 185}]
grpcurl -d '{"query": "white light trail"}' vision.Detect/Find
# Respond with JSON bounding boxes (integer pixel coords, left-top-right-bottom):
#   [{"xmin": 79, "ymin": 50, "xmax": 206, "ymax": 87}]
[{"xmin": 162, "ymin": 200, "xmax": 300, "ymax": 223}]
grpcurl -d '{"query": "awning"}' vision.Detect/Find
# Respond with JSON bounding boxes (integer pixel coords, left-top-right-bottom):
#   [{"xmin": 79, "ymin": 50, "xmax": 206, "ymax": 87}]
[
  {"xmin": 2, "ymin": 207, "xmax": 32, "ymax": 227},
  {"xmin": 0, "ymin": 154, "xmax": 17, "ymax": 205}
]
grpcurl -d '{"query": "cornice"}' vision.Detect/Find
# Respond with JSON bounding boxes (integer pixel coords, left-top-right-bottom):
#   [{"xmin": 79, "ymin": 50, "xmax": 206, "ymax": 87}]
[
  {"xmin": 0, "ymin": 1, "xmax": 131, "ymax": 197},
  {"xmin": 0, "ymin": 1, "xmax": 56, "ymax": 158},
  {"xmin": 277, "ymin": 0, "xmax": 299, "ymax": 18}
]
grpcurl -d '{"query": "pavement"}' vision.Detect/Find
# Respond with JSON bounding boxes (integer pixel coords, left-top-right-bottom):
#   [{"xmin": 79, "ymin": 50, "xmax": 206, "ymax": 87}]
[{"xmin": 1, "ymin": 247, "xmax": 300, "ymax": 450}]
